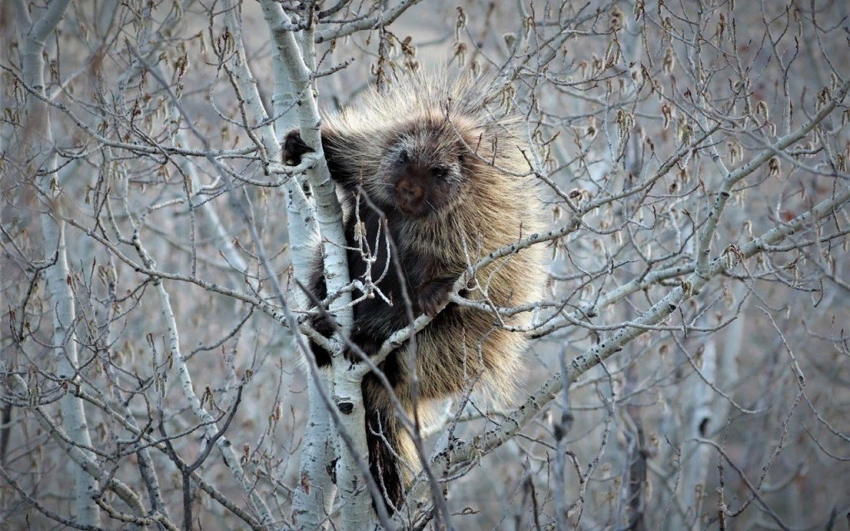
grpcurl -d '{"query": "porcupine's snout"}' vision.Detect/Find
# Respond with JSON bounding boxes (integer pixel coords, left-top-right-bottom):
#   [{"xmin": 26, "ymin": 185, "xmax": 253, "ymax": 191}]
[
  {"xmin": 395, "ymin": 176, "xmax": 424, "ymax": 212},
  {"xmin": 393, "ymin": 157, "xmax": 434, "ymax": 216}
]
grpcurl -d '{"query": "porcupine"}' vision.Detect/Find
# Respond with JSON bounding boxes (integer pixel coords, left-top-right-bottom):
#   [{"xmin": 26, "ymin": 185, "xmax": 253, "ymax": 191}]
[{"xmin": 283, "ymin": 70, "xmax": 546, "ymax": 511}]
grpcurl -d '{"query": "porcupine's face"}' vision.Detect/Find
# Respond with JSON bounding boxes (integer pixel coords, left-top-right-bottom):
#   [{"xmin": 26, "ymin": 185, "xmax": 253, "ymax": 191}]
[{"xmin": 378, "ymin": 123, "xmax": 466, "ymax": 218}]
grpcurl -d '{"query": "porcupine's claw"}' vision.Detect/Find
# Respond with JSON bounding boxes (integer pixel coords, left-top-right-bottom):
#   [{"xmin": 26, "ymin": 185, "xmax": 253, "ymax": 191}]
[
  {"xmin": 417, "ymin": 279, "xmax": 453, "ymax": 318},
  {"xmin": 282, "ymin": 130, "xmax": 314, "ymax": 165}
]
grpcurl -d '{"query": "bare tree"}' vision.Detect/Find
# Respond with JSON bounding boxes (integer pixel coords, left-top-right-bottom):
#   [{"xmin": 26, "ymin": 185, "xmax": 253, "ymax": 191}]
[{"xmin": 2, "ymin": 0, "xmax": 849, "ymax": 530}]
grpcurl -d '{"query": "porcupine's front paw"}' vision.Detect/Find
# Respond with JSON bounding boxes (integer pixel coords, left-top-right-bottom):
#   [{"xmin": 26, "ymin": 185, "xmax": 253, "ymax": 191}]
[
  {"xmin": 282, "ymin": 130, "xmax": 314, "ymax": 165},
  {"xmin": 417, "ymin": 280, "xmax": 453, "ymax": 318}
]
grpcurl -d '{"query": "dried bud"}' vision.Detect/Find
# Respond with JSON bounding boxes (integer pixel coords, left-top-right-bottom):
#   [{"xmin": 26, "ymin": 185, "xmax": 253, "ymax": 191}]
[
  {"xmin": 503, "ymin": 32, "xmax": 517, "ymax": 49},
  {"xmin": 610, "ymin": 7, "xmax": 624, "ymax": 31},
  {"xmin": 404, "ymin": 57, "xmax": 420, "ymax": 72},
  {"xmin": 453, "ymin": 41, "xmax": 468, "ymax": 66},
  {"xmin": 629, "ymin": 62, "xmax": 644, "ymax": 85},
  {"xmin": 455, "ymin": 7, "xmax": 468, "ymax": 41},
  {"xmin": 653, "ymin": 78, "xmax": 665, "ymax": 102},
  {"xmin": 756, "ymin": 100, "xmax": 769, "ymax": 121},
  {"xmin": 676, "ymin": 118, "xmax": 692, "ymax": 144},
  {"xmin": 604, "ymin": 41, "xmax": 621, "ymax": 69},
  {"xmin": 578, "ymin": 60, "xmax": 589, "ymax": 79},
  {"xmin": 768, "ymin": 156, "xmax": 780, "ymax": 177},
  {"xmin": 616, "ymin": 109, "xmax": 634, "ymax": 138},
  {"xmin": 662, "ymin": 48, "xmax": 675, "ymax": 75},
  {"xmin": 591, "ymin": 54, "xmax": 604, "ymax": 76},
  {"xmin": 727, "ymin": 139, "xmax": 742, "ymax": 165},
  {"xmin": 593, "ymin": 238, "xmax": 604, "ymax": 252},
  {"xmin": 717, "ymin": 13, "xmax": 727, "ymax": 43},
  {"xmin": 661, "ymin": 104, "xmax": 673, "ymax": 130},
  {"xmin": 816, "ymin": 86, "xmax": 831, "ymax": 110},
  {"xmin": 217, "ymin": 27, "xmax": 235, "ymax": 56},
  {"xmin": 499, "ymin": 82, "xmax": 515, "ymax": 112},
  {"xmin": 634, "ymin": 0, "xmax": 645, "ymax": 21},
  {"xmin": 585, "ymin": 118, "xmax": 598, "ymax": 139},
  {"xmin": 400, "ymin": 36, "xmax": 417, "ymax": 58},
  {"xmin": 797, "ymin": 141, "xmax": 814, "ymax": 158}
]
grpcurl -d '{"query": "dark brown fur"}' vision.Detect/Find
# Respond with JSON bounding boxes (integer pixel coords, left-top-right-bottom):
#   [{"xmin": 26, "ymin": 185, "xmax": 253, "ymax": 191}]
[{"xmin": 284, "ymin": 71, "xmax": 545, "ymax": 511}]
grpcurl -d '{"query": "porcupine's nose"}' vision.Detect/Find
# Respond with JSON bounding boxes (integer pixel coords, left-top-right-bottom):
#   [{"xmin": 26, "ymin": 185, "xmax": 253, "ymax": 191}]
[{"xmin": 396, "ymin": 178, "xmax": 423, "ymax": 210}]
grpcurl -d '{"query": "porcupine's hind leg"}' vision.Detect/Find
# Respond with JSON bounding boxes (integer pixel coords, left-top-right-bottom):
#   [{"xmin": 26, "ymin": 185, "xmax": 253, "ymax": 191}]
[{"xmin": 361, "ymin": 363, "xmax": 418, "ymax": 513}]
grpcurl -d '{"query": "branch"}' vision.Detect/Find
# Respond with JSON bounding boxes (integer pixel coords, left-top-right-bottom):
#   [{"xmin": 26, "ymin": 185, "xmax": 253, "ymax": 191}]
[
  {"xmin": 395, "ymin": 183, "xmax": 850, "ymax": 524},
  {"xmin": 315, "ymin": 0, "xmax": 426, "ymax": 43},
  {"xmin": 696, "ymin": 75, "xmax": 850, "ymax": 275}
]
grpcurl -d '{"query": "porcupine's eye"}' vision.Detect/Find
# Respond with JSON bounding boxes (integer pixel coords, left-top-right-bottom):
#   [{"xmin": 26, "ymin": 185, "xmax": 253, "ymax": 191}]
[
  {"xmin": 431, "ymin": 167, "xmax": 448, "ymax": 180},
  {"xmin": 397, "ymin": 150, "xmax": 409, "ymax": 165}
]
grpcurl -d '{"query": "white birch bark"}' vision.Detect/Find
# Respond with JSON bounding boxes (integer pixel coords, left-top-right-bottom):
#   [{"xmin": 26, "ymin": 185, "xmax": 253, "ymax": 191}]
[
  {"xmin": 671, "ymin": 338, "xmax": 718, "ymax": 530},
  {"xmin": 12, "ymin": 0, "xmax": 101, "ymax": 525},
  {"xmin": 275, "ymin": 45, "xmax": 339, "ymax": 524},
  {"xmin": 257, "ymin": 3, "xmax": 377, "ymax": 529},
  {"xmin": 203, "ymin": 1, "xmax": 356, "ymax": 526},
  {"xmin": 666, "ymin": 304, "xmax": 744, "ymax": 531}
]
